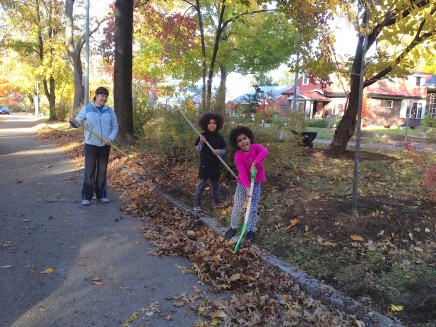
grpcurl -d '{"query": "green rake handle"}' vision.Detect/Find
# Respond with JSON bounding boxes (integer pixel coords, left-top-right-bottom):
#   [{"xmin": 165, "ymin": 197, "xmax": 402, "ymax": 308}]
[{"xmin": 234, "ymin": 168, "xmax": 257, "ymax": 253}]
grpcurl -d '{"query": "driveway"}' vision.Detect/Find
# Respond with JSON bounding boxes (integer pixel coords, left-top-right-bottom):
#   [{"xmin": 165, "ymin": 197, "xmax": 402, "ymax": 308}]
[{"xmin": 0, "ymin": 114, "xmax": 212, "ymax": 327}]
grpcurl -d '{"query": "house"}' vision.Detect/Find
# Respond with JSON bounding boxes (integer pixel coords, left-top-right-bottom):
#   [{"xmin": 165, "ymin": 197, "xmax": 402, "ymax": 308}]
[
  {"xmin": 423, "ymin": 75, "xmax": 436, "ymax": 119},
  {"xmin": 226, "ymin": 85, "xmax": 292, "ymax": 118},
  {"xmin": 281, "ymin": 71, "xmax": 433, "ymax": 127},
  {"xmin": 364, "ymin": 71, "xmax": 431, "ymax": 127},
  {"xmin": 282, "ymin": 75, "xmax": 340, "ymax": 119}
]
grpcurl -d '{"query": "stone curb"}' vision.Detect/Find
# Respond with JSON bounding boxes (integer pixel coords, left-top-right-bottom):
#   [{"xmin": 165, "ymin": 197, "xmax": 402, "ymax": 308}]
[{"xmin": 116, "ymin": 165, "xmax": 404, "ymax": 327}]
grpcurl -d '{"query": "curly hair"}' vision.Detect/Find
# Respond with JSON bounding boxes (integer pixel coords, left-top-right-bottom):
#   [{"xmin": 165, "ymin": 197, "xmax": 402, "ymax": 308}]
[
  {"xmin": 198, "ymin": 112, "xmax": 224, "ymax": 131},
  {"xmin": 228, "ymin": 126, "xmax": 254, "ymax": 148}
]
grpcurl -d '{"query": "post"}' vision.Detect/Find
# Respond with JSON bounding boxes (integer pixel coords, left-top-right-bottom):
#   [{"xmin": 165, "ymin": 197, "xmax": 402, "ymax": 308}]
[
  {"xmin": 352, "ymin": 4, "xmax": 369, "ymax": 217},
  {"xmin": 84, "ymin": 0, "xmax": 90, "ymax": 103}
]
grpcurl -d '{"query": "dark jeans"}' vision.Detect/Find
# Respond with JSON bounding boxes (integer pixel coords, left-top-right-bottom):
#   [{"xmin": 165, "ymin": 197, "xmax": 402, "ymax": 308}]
[
  {"xmin": 82, "ymin": 143, "xmax": 111, "ymax": 200},
  {"xmin": 194, "ymin": 178, "xmax": 219, "ymax": 207}
]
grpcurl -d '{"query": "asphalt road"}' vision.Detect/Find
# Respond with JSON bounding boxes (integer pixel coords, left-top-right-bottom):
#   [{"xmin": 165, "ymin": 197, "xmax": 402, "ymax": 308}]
[{"xmin": 0, "ymin": 114, "xmax": 211, "ymax": 327}]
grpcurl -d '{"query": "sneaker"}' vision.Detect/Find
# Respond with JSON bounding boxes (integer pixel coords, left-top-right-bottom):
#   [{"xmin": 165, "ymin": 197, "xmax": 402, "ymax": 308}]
[
  {"xmin": 99, "ymin": 197, "xmax": 110, "ymax": 203},
  {"xmin": 224, "ymin": 228, "xmax": 237, "ymax": 240},
  {"xmin": 193, "ymin": 206, "xmax": 203, "ymax": 213},
  {"xmin": 246, "ymin": 231, "xmax": 255, "ymax": 242},
  {"xmin": 82, "ymin": 199, "xmax": 90, "ymax": 206}
]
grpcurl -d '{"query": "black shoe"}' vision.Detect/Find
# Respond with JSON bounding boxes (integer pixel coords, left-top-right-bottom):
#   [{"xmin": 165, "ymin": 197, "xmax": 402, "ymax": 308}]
[
  {"xmin": 246, "ymin": 231, "xmax": 255, "ymax": 242},
  {"xmin": 224, "ymin": 228, "xmax": 237, "ymax": 240}
]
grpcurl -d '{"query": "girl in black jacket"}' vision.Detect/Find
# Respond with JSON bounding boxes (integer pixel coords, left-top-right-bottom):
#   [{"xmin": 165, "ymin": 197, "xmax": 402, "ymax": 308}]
[{"xmin": 193, "ymin": 112, "xmax": 226, "ymax": 213}]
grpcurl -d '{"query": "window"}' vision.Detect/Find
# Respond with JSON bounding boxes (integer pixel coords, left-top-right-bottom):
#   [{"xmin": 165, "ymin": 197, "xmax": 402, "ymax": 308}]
[
  {"xmin": 408, "ymin": 102, "xmax": 423, "ymax": 118},
  {"xmin": 386, "ymin": 100, "xmax": 393, "ymax": 108},
  {"xmin": 428, "ymin": 93, "xmax": 436, "ymax": 118},
  {"xmin": 416, "ymin": 76, "xmax": 422, "ymax": 86},
  {"xmin": 302, "ymin": 75, "xmax": 309, "ymax": 86},
  {"xmin": 297, "ymin": 101, "xmax": 305, "ymax": 112}
]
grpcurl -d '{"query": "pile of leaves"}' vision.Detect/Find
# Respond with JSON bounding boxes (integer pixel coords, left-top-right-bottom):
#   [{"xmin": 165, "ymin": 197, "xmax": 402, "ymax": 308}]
[
  {"xmin": 37, "ymin": 124, "xmax": 435, "ymax": 326},
  {"xmin": 108, "ymin": 163, "xmax": 358, "ymax": 326}
]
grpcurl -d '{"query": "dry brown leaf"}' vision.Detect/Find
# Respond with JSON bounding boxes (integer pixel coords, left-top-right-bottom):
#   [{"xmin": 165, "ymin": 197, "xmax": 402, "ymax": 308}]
[
  {"xmin": 289, "ymin": 219, "xmax": 299, "ymax": 227},
  {"xmin": 174, "ymin": 300, "xmax": 186, "ymax": 307},
  {"xmin": 92, "ymin": 281, "xmax": 105, "ymax": 286},
  {"xmin": 350, "ymin": 235, "xmax": 364, "ymax": 242}
]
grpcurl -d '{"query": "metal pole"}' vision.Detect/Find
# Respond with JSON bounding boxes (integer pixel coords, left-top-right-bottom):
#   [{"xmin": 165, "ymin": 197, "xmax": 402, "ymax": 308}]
[
  {"xmin": 84, "ymin": 0, "xmax": 90, "ymax": 104},
  {"xmin": 352, "ymin": 4, "xmax": 369, "ymax": 217},
  {"xmin": 292, "ymin": 30, "xmax": 300, "ymax": 112}
]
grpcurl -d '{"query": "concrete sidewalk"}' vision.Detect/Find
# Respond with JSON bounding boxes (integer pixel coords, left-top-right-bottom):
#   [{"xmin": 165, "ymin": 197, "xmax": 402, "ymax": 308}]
[{"xmin": 0, "ymin": 114, "xmax": 211, "ymax": 327}]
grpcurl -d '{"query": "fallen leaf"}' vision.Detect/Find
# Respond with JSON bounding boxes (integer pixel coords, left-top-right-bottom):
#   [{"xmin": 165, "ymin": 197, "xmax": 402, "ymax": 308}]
[
  {"xmin": 92, "ymin": 280, "xmax": 105, "ymax": 286},
  {"xmin": 174, "ymin": 300, "xmax": 186, "ymax": 307},
  {"xmin": 350, "ymin": 235, "xmax": 364, "ymax": 242},
  {"xmin": 289, "ymin": 218, "xmax": 299, "ymax": 227},
  {"xmin": 389, "ymin": 304, "xmax": 404, "ymax": 312},
  {"xmin": 40, "ymin": 267, "xmax": 55, "ymax": 274},
  {"xmin": 229, "ymin": 273, "xmax": 241, "ymax": 282}
]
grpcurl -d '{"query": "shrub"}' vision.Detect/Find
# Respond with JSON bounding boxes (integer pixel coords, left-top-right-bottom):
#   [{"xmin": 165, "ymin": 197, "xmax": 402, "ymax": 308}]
[
  {"xmin": 421, "ymin": 115, "xmax": 436, "ymax": 128},
  {"xmin": 307, "ymin": 119, "xmax": 329, "ymax": 128},
  {"xmin": 143, "ymin": 108, "xmax": 195, "ymax": 161}
]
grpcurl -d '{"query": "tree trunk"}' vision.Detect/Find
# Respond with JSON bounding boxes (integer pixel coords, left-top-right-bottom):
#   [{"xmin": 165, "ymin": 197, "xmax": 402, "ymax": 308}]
[
  {"xmin": 114, "ymin": 0, "xmax": 134, "ymax": 138},
  {"xmin": 43, "ymin": 76, "xmax": 57, "ymax": 120},
  {"xmin": 328, "ymin": 37, "xmax": 364, "ymax": 153},
  {"xmin": 65, "ymin": 0, "xmax": 84, "ymax": 112},
  {"xmin": 214, "ymin": 64, "xmax": 226, "ymax": 116},
  {"xmin": 65, "ymin": 0, "xmax": 110, "ymax": 114},
  {"xmin": 72, "ymin": 53, "xmax": 84, "ymax": 109}
]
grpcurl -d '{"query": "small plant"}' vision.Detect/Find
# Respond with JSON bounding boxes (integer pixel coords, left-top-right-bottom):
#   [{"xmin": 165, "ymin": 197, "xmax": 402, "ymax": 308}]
[
  {"xmin": 307, "ymin": 119, "xmax": 329, "ymax": 128},
  {"xmin": 421, "ymin": 114, "xmax": 436, "ymax": 128}
]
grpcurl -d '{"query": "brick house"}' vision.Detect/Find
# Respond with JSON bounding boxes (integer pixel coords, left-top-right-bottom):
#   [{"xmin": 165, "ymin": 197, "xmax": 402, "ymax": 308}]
[{"xmin": 281, "ymin": 71, "xmax": 432, "ymax": 127}]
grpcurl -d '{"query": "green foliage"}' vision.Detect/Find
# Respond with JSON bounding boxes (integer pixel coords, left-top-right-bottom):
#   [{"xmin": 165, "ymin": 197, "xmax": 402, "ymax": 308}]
[
  {"xmin": 142, "ymin": 108, "xmax": 198, "ymax": 161},
  {"xmin": 307, "ymin": 119, "xmax": 329, "ymax": 128},
  {"xmin": 133, "ymin": 97, "xmax": 157, "ymax": 137},
  {"xmin": 421, "ymin": 115, "xmax": 436, "ymax": 128}
]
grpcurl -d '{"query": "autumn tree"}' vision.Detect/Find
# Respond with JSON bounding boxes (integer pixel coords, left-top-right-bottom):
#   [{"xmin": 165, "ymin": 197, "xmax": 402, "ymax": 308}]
[
  {"xmin": 212, "ymin": 9, "xmax": 298, "ymax": 114},
  {"xmin": 279, "ymin": 0, "xmax": 436, "ymax": 153},
  {"xmin": 182, "ymin": 0, "xmax": 286, "ymax": 112},
  {"xmin": 1, "ymin": 0, "xmax": 67, "ymax": 120},
  {"xmin": 64, "ymin": 0, "xmax": 112, "ymax": 111}
]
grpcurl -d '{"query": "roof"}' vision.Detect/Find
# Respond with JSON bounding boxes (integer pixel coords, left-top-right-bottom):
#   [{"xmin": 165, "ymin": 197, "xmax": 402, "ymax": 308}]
[
  {"xmin": 230, "ymin": 85, "xmax": 292, "ymax": 104},
  {"xmin": 423, "ymin": 75, "xmax": 436, "ymax": 88},
  {"xmin": 365, "ymin": 76, "xmax": 429, "ymax": 98},
  {"xmin": 282, "ymin": 84, "xmax": 332, "ymax": 102},
  {"xmin": 282, "ymin": 71, "xmax": 432, "ymax": 100}
]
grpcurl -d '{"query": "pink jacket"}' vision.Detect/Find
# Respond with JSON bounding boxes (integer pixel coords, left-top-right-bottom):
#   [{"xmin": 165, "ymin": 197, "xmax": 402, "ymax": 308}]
[{"xmin": 234, "ymin": 143, "xmax": 269, "ymax": 187}]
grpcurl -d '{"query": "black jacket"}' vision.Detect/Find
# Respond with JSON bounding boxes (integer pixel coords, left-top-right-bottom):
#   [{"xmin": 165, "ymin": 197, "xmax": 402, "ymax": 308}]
[{"xmin": 195, "ymin": 131, "xmax": 226, "ymax": 180}]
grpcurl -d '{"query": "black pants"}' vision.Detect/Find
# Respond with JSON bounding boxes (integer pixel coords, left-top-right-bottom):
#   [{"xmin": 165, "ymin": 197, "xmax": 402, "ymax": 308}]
[{"xmin": 82, "ymin": 144, "xmax": 111, "ymax": 200}]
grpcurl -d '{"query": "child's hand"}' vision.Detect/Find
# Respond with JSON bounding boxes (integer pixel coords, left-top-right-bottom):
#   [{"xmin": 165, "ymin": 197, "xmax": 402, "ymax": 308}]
[
  {"xmin": 251, "ymin": 162, "xmax": 257, "ymax": 172},
  {"xmin": 199, "ymin": 135, "xmax": 206, "ymax": 144},
  {"xmin": 212, "ymin": 149, "xmax": 220, "ymax": 156},
  {"xmin": 245, "ymin": 187, "xmax": 251, "ymax": 201}
]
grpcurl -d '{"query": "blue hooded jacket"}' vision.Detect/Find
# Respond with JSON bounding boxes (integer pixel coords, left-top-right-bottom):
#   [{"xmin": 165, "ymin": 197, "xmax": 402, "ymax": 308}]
[{"xmin": 74, "ymin": 102, "xmax": 119, "ymax": 146}]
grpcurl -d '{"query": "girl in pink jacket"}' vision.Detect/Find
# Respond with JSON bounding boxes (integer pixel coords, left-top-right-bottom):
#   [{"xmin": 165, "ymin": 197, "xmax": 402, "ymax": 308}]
[{"xmin": 224, "ymin": 126, "xmax": 268, "ymax": 242}]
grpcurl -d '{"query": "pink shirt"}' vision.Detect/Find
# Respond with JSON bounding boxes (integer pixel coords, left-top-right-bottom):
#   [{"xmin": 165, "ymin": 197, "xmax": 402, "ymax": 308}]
[{"xmin": 234, "ymin": 143, "xmax": 269, "ymax": 187}]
